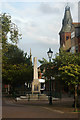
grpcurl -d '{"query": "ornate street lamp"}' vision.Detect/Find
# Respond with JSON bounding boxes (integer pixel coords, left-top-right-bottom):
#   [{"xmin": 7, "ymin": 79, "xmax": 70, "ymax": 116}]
[
  {"xmin": 47, "ymin": 48, "xmax": 53, "ymax": 62},
  {"xmin": 47, "ymin": 48, "xmax": 53, "ymax": 105}
]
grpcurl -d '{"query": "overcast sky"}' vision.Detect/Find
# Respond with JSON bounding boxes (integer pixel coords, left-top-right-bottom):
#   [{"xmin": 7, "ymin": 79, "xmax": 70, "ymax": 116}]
[{"xmin": 1, "ymin": 0, "xmax": 79, "ymax": 66}]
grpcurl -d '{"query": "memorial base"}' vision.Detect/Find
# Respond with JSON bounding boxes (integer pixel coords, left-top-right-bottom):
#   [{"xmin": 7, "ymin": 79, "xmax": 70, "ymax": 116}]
[{"xmin": 32, "ymin": 79, "xmax": 41, "ymax": 94}]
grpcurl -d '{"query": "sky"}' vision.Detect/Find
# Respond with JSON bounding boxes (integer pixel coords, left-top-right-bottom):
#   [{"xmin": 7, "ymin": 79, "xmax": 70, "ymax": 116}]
[{"xmin": 1, "ymin": 0, "xmax": 79, "ymax": 66}]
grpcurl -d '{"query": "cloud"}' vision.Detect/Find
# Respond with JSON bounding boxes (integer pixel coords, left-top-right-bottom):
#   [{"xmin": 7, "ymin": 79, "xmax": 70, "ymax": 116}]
[
  {"xmin": 39, "ymin": 36, "xmax": 58, "ymax": 44},
  {"xmin": 11, "ymin": 13, "xmax": 59, "ymax": 45},
  {"xmin": 2, "ymin": 1, "xmax": 78, "ymax": 64},
  {"xmin": 39, "ymin": 3, "xmax": 61, "ymax": 14}
]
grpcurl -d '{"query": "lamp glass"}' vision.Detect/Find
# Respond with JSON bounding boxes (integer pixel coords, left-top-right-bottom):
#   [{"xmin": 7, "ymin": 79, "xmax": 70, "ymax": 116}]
[{"xmin": 47, "ymin": 48, "xmax": 53, "ymax": 58}]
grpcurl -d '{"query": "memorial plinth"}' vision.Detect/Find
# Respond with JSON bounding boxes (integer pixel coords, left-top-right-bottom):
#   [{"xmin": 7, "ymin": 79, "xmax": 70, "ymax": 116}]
[{"xmin": 32, "ymin": 57, "xmax": 40, "ymax": 94}]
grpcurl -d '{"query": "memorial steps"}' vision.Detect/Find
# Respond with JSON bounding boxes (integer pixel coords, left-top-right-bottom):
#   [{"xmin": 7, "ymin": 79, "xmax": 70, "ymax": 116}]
[
  {"xmin": 15, "ymin": 94, "xmax": 59, "ymax": 101},
  {"xmin": 15, "ymin": 94, "xmax": 48, "ymax": 101}
]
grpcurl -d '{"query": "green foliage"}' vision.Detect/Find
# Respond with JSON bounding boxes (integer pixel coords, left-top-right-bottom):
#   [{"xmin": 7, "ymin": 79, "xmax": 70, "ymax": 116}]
[
  {"xmin": 53, "ymin": 50, "xmax": 80, "ymax": 67},
  {"xmin": 38, "ymin": 50, "xmax": 80, "ymax": 85},
  {"xmin": 59, "ymin": 64, "xmax": 80, "ymax": 86},
  {"xmin": 53, "ymin": 50, "xmax": 80, "ymax": 83},
  {"xmin": 39, "ymin": 50, "xmax": 80, "ymax": 110},
  {"xmin": 1, "ymin": 13, "xmax": 21, "ymax": 45},
  {"xmin": 38, "ymin": 58, "xmax": 48, "ymax": 64},
  {"xmin": 39, "ymin": 58, "xmax": 56, "ymax": 80},
  {"xmin": 4, "ymin": 44, "xmax": 28, "ymax": 64},
  {"xmin": 2, "ymin": 13, "xmax": 33, "ymax": 88},
  {"xmin": 1, "ymin": 13, "xmax": 22, "ymax": 64},
  {"xmin": 3, "ymin": 64, "xmax": 33, "ymax": 86}
]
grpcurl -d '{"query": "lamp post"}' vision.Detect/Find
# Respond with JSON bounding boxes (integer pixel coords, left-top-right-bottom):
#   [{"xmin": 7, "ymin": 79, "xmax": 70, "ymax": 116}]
[{"xmin": 47, "ymin": 48, "xmax": 53, "ymax": 105}]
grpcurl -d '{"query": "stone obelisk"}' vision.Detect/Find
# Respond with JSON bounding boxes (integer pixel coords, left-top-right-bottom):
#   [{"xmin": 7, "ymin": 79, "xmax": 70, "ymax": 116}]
[{"xmin": 32, "ymin": 57, "xmax": 40, "ymax": 94}]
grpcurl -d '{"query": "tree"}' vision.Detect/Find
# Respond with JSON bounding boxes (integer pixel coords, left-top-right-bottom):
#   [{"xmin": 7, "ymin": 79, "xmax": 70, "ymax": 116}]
[
  {"xmin": 53, "ymin": 50, "xmax": 80, "ymax": 85},
  {"xmin": 4, "ymin": 44, "xmax": 28, "ymax": 64},
  {"xmin": 59, "ymin": 64, "xmax": 80, "ymax": 111},
  {"xmin": 2, "ymin": 43, "xmax": 33, "ymax": 87},
  {"xmin": 1, "ymin": 13, "xmax": 21, "ymax": 44},
  {"xmin": 38, "ymin": 58, "xmax": 48, "ymax": 65},
  {"xmin": 53, "ymin": 50, "xmax": 80, "ymax": 111},
  {"xmin": 1, "ymin": 13, "xmax": 21, "ymax": 64},
  {"xmin": 1, "ymin": 13, "xmax": 33, "ymax": 93},
  {"xmin": 3, "ymin": 63, "xmax": 33, "ymax": 90},
  {"xmin": 2, "ymin": 44, "xmax": 33, "ymax": 90},
  {"xmin": 53, "ymin": 50, "xmax": 80, "ymax": 67}
]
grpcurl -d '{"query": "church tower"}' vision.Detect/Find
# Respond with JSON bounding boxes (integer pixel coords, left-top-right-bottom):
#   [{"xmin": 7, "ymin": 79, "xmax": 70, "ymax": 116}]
[{"xmin": 59, "ymin": 5, "xmax": 73, "ymax": 52}]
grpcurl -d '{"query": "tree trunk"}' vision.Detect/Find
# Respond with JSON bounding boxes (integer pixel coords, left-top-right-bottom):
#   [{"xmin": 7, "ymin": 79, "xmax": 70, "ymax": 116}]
[{"xmin": 74, "ymin": 84, "xmax": 78, "ymax": 112}]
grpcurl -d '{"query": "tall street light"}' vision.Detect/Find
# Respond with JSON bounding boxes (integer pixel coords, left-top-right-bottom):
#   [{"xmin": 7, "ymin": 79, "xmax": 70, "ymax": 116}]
[{"xmin": 47, "ymin": 48, "xmax": 53, "ymax": 105}]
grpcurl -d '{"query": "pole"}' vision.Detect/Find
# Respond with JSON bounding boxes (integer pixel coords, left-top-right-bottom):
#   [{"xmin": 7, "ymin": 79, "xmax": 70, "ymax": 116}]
[
  {"xmin": 49, "ymin": 58, "xmax": 51, "ymax": 62},
  {"xmin": 49, "ymin": 77, "xmax": 52, "ymax": 105},
  {"xmin": 49, "ymin": 57, "xmax": 52, "ymax": 105}
]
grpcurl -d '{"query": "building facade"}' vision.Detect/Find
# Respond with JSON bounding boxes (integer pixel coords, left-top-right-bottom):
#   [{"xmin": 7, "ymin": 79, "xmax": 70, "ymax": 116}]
[{"xmin": 71, "ymin": 23, "xmax": 80, "ymax": 53}]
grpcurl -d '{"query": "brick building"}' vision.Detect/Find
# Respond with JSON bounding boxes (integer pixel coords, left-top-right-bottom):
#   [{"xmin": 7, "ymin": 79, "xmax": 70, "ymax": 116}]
[{"xmin": 59, "ymin": 5, "xmax": 80, "ymax": 53}]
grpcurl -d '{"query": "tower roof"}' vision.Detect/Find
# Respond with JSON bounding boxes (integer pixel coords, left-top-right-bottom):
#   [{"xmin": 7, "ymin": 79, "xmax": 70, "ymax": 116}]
[
  {"xmin": 60, "ymin": 5, "xmax": 73, "ymax": 33},
  {"xmin": 65, "ymin": 4, "xmax": 70, "ymax": 11}
]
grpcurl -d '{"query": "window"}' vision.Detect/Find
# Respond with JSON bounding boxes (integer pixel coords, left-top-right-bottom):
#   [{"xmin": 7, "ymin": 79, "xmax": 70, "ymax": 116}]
[
  {"xmin": 76, "ymin": 46, "xmax": 78, "ymax": 53},
  {"xmin": 66, "ymin": 36, "xmax": 69, "ymax": 40},
  {"xmin": 71, "ymin": 31, "xmax": 75, "ymax": 38}
]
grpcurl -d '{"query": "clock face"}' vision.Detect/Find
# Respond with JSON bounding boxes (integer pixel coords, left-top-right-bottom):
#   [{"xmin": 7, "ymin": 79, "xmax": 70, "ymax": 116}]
[{"xmin": 71, "ymin": 31, "xmax": 75, "ymax": 38}]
